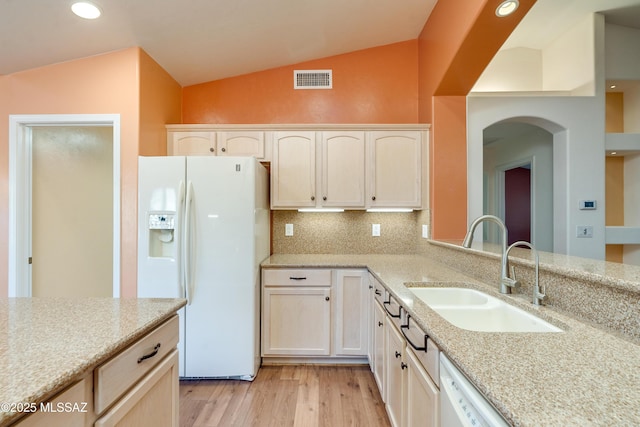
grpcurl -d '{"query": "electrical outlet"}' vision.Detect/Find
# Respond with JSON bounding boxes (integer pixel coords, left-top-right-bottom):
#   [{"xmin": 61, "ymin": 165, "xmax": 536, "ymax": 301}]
[
  {"xmin": 576, "ymin": 225, "xmax": 593, "ymax": 238},
  {"xmin": 372, "ymin": 224, "xmax": 381, "ymax": 237},
  {"xmin": 285, "ymin": 223, "xmax": 294, "ymax": 236}
]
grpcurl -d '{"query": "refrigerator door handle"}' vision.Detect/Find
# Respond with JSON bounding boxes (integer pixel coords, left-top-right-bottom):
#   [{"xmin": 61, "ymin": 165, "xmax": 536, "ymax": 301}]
[
  {"xmin": 178, "ymin": 180, "xmax": 185, "ymax": 299},
  {"xmin": 183, "ymin": 180, "xmax": 195, "ymax": 305}
]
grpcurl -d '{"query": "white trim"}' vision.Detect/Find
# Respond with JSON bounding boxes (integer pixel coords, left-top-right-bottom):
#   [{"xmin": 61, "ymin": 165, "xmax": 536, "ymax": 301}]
[{"xmin": 8, "ymin": 114, "xmax": 121, "ymax": 298}]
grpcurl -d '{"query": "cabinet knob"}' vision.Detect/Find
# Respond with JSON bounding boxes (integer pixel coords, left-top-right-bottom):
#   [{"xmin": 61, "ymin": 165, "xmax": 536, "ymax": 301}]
[
  {"xmin": 325, "ymin": 296, "xmax": 330, "ymax": 301},
  {"xmin": 221, "ymin": 147, "xmax": 226, "ymax": 152},
  {"xmin": 401, "ymin": 362, "xmax": 408, "ymax": 370},
  {"xmin": 395, "ymin": 351, "xmax": 401, "ymax": 359},
  {"xmin": 209, "ymin": 147, "xmax": 215, "ymax": 152},
  {"xmin": 323, "ymin": 196, "xmax": 327, "ymax": 201},
  {"xmin": 378, "ymin": 321, "xmax": 383, "ymax": 327},
  {"xmin": 311, "ymin": 196, "xmax": 315, "ymax": 201},
  {"xmin": 371, "ymin": 196, "xmax": 376, "ymax": 201}
]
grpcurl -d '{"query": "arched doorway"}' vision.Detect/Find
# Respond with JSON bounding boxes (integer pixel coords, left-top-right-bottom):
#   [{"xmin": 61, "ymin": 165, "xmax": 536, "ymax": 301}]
[{"xmin": 482, "ymin": 121, "xmax": 554, "ymax": 251}]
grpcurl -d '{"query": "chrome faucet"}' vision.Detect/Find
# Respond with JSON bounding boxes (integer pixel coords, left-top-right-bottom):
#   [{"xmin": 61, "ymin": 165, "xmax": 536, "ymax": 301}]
[
  {"xmin": 462, "ymin": 215, "xmax": 518, "ymax": 294},
  {"xmin": 506, "ymin": 241, "xmax": 546, "ymax": 305}
]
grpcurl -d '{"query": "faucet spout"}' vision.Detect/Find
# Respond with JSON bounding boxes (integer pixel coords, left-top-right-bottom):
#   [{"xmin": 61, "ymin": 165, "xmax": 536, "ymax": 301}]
[
  {"xmin": 463, "ymin": 215, "xmax": 514, "ymax": 294},
  {"xmin": 506, "ymin": 241, "xmax": 545, "ymax": 305}
]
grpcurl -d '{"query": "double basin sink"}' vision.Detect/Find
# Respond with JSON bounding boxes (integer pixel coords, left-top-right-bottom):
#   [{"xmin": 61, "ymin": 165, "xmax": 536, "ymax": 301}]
[{"xmin": 409, "ymin": 287, "xmax": 562, "ymax": 333}]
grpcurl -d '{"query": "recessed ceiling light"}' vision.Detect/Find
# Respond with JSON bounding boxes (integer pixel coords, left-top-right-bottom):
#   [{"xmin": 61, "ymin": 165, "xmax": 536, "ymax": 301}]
[
  {"xmin": 496, "ymin": 0, "xmax": 519, "ymax": 17},
  {"xmin": 71, "ymin": 2, "xmax": 102, "ymax": 19},
  {"xmin": 610, "ymin": 85, "xmax": 617, "ymax": 89},
  {"xmin": 611, "ymin": 152, "xmax": 618, "ymax": 155}
]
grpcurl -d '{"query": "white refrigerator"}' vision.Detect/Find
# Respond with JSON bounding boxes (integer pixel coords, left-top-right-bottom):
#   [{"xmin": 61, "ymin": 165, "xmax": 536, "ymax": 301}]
[{"xmin": 137, "ymin": 155, "xmax": 270, "ymax": 380}]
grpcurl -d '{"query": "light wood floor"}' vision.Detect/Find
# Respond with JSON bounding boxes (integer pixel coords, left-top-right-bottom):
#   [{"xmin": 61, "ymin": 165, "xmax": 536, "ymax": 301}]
[{"xmin": 180, "ymin": 365, "xmax": 391, "ymax": 427}]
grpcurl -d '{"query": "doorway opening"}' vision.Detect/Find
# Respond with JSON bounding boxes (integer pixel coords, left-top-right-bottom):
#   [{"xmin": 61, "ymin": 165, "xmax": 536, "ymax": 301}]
[
  {"xmin": 8, "ymin": 114, "xmax": 121, "ymax": 297},
  {"xmin": 504, "ymin": 164, "xmax": 531, "ymax": 245},
  {"xmin": 482, "ymin": 121, "xmax": 553, "ymax": 252}
]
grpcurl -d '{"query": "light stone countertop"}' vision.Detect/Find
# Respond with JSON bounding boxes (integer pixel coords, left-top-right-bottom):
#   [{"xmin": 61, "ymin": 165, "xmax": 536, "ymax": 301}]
[
  {"xmin": 262, "ymin": 254, "xmax": 640, "ymax": 427},
  {"xmin": 0, "ymin": 297, "xmax": 186, "ymax": 426}
]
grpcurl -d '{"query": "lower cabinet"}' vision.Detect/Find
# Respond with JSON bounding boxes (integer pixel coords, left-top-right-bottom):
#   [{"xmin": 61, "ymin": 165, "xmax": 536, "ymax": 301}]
[
  {"xmin": 16, "ymin": 316, "xmax": 180, "ymax": 427},
  {"xmin": 377, "ymin": 288, "xmax": 440, "ymax": 427},
  {"xmin": 406, "ymin": 348, "xmax": 439, "ymax": 427},
  {"xmin": 372, "ymin": 299, "xmax": 386, "ymax": 400},
  {"xmin": 94, "ymin": 350, "xmax": 179, "ymax": 427},
  {"xmin": 385, "ymin": 318, "xmax": 407, "ymax": 427},
  {"xmin": 262, "ymin": 286, "xmax": 332, "ymax": 356},
  {"xmin": 261, "ymin": 268, "xmax": 369, "ymax": 361}
]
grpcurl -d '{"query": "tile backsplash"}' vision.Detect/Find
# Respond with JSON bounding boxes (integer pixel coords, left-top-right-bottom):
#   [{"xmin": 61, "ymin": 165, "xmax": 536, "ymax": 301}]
[{"xmin": 272, "ymin": 209, "xmax": 430, "ymax": 254}]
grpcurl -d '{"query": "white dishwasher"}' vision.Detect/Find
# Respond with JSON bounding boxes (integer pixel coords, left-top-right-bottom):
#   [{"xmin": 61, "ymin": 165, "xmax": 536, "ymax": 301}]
[{"xmin": 439, "ymin": 354, "xmax": 509, "ymax": 427}]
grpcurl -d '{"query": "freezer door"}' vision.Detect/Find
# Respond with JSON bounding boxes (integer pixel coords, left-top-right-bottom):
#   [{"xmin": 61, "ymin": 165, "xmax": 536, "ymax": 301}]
[
  {"xmin": 183, "ymin": 156, "xmax": 261, "ymax": 378},
  {"xmin": 137, "ymin": 156, "xmax": 186, "ymax": 299}
]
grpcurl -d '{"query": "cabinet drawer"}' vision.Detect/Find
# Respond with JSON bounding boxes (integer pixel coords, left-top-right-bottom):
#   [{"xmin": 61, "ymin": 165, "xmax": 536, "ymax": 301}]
[
  {"xmin": 94, "ymin": 316, "xmax": 179, "ymax": 415},
  {"xmin": 384, "ymin": 293, "xmax": 402, "ymax": 321},
  {"xmin": 372, "ymin": 277, "xmax": 386, "ymax": 305},
  {"xmin": 263, "ymin": 269, "xmax": 332, "ymax": 287},
  {"xmin": 402, "ymin": 315, "xmax": 440, "ymax": 387}
]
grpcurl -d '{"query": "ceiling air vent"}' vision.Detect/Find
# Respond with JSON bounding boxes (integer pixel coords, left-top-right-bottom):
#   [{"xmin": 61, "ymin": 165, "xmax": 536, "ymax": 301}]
[{"xmin": 294, "ymin": 70, "xmax": 332, "ymax": 89}]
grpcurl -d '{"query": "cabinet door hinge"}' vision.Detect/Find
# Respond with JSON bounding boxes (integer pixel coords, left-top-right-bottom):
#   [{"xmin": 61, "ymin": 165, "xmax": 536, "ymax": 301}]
[{"xmin": 28, "ymin": 257, "xmax": 32, "ymax": 265}]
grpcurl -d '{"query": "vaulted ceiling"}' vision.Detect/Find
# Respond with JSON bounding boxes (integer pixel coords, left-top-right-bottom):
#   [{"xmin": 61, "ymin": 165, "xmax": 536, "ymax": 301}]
[{"xmin": 1, "ymin": 0, "xmax": 639, "ymax": 87}]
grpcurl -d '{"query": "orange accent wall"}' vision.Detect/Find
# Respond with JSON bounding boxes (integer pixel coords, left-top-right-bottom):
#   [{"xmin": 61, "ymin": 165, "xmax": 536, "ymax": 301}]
[
  {"xmin": 139, "ymin": 49, "xmax": 183, "ymax": 156},
  {"xmin": 0, "ymin": 47, "xmax": 181, "ymax": 297},
  {"xmin": 418, "ymin": 0, "xmax": 536, "ymax": 240},
  {"xmin": 182, "ymin": 41, "xmax": 419, "ymax": 124}
]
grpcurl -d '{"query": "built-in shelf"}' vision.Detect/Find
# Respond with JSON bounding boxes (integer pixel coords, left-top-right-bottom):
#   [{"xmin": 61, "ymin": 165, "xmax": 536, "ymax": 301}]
[
  {"xmin": 605, "ymin": 226, "xmax": 640, "ymax": 245},
  {"xmin": 605, "ymin": 133, "xmax": 640, "ymax": 155}
]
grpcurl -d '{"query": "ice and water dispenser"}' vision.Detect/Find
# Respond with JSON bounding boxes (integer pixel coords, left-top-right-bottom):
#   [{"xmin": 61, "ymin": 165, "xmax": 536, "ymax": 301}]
[{"xmin": 147, "ymin": 213, "xmax": 177, "ymax": 258}]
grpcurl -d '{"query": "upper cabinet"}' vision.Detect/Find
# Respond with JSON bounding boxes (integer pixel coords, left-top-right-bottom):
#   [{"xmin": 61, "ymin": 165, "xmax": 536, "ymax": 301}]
[
  {"xmin": 368, "ymin": 131, "xmax": 422, "ymax": 208},
  {"xmin": 166, "ymin": 126, "xmax": 269, "ymax": 160},
  {"xmin": 321, "ymin": 131, "xmax": 366, "ymax": 208},
  {"xmin": 271, "ymin": 131, "xmax": 317, "ymax": 208},
  {"xmin": 168, "ymin": 131, "xmax": 216, "ymax": 156},
  {"xmin": 166, "ymin": 124, "xmax": 429, "ymax": 210},
  {"xmin": 217, "ymin": 131, "xmax": 266, "ymax": 158}
]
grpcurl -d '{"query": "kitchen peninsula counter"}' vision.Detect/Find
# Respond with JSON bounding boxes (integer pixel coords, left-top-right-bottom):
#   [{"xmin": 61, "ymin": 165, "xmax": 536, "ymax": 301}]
[
  {"xmin": 262, "ymin": 253, "xmax": 640, "ymax": 426},
  {"xmin": 0, "ymin": 297, "xmax": 186, "ymax": 426}
]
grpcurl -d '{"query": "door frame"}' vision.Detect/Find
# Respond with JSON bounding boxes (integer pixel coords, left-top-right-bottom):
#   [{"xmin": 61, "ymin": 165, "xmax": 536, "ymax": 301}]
[{"xmin": 8, "ymin": 114, "xmax": 121, "ymax": 297}]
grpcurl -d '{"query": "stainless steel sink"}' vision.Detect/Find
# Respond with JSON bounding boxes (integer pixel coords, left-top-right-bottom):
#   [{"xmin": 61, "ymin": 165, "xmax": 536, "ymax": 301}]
[{"xmin": 410, "ymin": 287, "xmax": 562, "ymax": 333}]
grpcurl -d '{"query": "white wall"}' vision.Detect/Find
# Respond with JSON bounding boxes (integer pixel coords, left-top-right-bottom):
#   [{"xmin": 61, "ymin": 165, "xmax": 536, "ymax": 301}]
[
  {"xmin": 605, "ymin": 23, "xmax": 640, "ymax": 80},
  {"xmin": 467, "ymin": 14, "xmax": 606, "ymax": 260},
  {"xmin": 543, "ymin": 14, "xmax": 595, "ymax": 95},
  {"xmin": 468, "ymin": 96, "xmax": 605, "ymax": 259},
  {"xmin": 473, "ymin": 48, "xmax": 542, "ymax": 92},
  {"xmin": 472, "ymin": 15, "xmax": 595, "ymax": 94},
  {"xmin": 484, "ymin": 127, "xmax": 554, "ymax": 251}
]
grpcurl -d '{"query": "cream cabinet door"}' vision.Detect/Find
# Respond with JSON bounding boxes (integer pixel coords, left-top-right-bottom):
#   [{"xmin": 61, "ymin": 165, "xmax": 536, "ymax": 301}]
[
  {"xmin": 217, "ymin": 131, "xmax": 266, "ymax": 159},
  {"xmin": 271, "ymin": 131, "xmax": 316, "ymax": 208},
  {"xmin": 321, "ymin": 131, "xmax": 366, "ymax": 208},
  {"xmin": 167, "ymin": 131, "xmax": 216, "ymax": 156},
  {"xmin": 406, "ymin": 348, "xmax": 439, "ymax": 427},
  {"xmin": 368, "ymin": 131, "xmax": 421, "ymax": 208},
  {"xmin": 373, "ymin": 299, "xmax": 386, "ymax": 401},
  {"xmin": 334, "ymin": 269, "xmax": 369, "ymax": 356},
  {"xmin": 262, "ymin": 287, "xmax": 331, "ymax": 356},
  {"xmin": 94, "ymin": 350, "xmax": 179, "ymax": 427},
  {"xmin": 385, "ymin": 318, "xmax": 406, "ymax": 427}
]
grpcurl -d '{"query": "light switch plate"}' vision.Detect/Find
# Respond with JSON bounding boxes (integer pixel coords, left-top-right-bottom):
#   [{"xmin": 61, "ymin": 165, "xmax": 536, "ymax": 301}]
[
  {"xmin": 576, "ymin": 225, "xmax": 593, "ymax": 238},
  {"xmin": 285, "ymin": 223, "xmax": 294, "ymax": 236},
  {"xmin": 422, "ymin": 224, "xmax": 429, "ymax": 239},
  {"xmin": 372, "ymin": 224, "xmax": 381, "ymax": 237}
]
